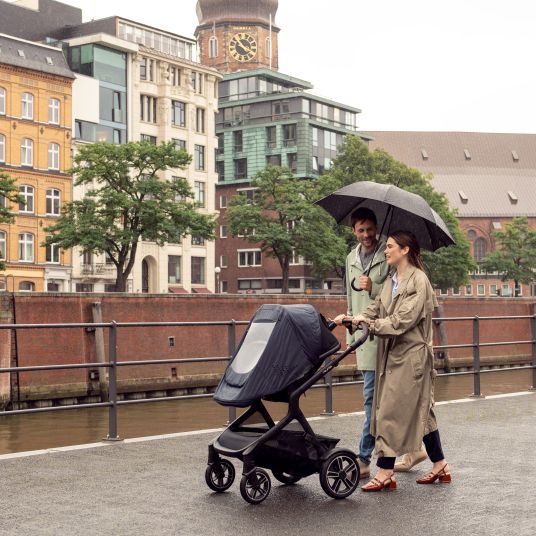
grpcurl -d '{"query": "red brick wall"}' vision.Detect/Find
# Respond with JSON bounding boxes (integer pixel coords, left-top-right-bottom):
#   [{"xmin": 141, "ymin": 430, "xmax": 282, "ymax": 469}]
[{"xmin": 9, "ymin": 294, "xmax": 536, "ymax": 396}]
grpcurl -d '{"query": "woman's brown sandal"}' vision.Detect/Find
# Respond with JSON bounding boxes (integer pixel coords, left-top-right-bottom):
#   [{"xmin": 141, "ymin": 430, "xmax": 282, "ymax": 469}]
[
  {"xmin": 361, "ymin": 474, "xmax": 397, "ymax": 492},
  {"xmin": 416, "ymin": 463, "xmax": 451, "ymax": 484}
]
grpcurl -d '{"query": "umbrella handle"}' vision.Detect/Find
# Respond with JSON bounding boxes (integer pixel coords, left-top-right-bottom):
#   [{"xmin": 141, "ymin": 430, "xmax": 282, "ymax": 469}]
[{"xmin": 351, "ymin": 278, "xmax": 364, "ymax": 292}]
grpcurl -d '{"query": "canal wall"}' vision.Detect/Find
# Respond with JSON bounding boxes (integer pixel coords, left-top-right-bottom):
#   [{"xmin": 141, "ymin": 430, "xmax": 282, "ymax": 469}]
[{"xmin": 1, "ymin": 293, "xmax": 534, "ymax": 408}]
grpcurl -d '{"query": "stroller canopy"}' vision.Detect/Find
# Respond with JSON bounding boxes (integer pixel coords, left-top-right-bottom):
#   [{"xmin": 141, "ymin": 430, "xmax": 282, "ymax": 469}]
[{"xmin": 214, "ymin": 304, "xmax": 340, "ymax": 407}]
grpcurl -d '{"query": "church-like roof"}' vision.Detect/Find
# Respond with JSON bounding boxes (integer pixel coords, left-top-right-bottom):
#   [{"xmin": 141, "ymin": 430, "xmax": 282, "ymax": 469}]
[{"xmin": 196, "ymin": 0, "xmax": 278, "ymax": 27}]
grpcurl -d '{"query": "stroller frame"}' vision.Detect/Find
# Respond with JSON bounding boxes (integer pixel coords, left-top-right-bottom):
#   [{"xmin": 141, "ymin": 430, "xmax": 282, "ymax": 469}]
[{"xmin": 206, "ymin": 321, "xmax": 369, "ymax": 504}]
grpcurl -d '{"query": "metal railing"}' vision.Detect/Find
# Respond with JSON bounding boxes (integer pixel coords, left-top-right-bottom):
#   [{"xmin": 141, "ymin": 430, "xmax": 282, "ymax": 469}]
[{"xmin": 0, "ymin": 314, "xmax": 534, "ymax": 441}]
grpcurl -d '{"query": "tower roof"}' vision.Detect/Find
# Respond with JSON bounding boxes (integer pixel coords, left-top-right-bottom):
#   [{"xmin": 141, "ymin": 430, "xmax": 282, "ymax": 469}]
[{"xmin": 196, "ymin": 0, "xmax": 278, "ymax": 27}]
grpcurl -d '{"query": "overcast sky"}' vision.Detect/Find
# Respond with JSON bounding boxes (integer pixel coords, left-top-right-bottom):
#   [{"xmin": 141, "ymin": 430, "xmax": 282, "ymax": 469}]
[{"xmin": 40, "ymin": 0, "xmax": 536, "ymax": 133}]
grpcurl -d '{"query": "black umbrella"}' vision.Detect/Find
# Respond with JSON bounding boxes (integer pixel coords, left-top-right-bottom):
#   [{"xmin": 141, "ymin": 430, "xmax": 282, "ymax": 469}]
[{"xmin": 315, "ymin": 181, "xmax": 456, "ymax": 290}]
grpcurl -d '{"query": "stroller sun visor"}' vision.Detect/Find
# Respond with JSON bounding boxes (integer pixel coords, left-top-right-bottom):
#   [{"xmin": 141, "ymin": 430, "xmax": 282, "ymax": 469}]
[{"xmin": 214, "ymin": 304, "xmax": 340, "ymax": 407}]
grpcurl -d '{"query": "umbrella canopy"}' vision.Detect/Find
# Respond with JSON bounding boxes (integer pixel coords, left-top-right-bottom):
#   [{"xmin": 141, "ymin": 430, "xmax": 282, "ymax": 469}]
[{"xmin": 316, "ymin": 181, "xmax": 455, "ymax": 251}]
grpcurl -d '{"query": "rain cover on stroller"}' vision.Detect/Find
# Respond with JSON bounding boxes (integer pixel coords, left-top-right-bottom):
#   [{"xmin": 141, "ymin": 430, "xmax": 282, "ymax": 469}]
[{"xmin": 214, "ymin": 304, "xmax": 340, "ymax": 407}]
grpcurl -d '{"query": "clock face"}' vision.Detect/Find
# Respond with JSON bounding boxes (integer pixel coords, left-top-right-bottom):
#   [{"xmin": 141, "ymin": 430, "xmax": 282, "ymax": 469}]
[{"xmin": 229, "ymin": 32, "xmax": 258, "ymax": 62}]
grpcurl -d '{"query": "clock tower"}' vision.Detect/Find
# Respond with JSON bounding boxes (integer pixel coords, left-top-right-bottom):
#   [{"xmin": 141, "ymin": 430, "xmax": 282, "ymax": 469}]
[{"xmin": 195, "ymin": 0, "xmax": 279, "ymax": 73}]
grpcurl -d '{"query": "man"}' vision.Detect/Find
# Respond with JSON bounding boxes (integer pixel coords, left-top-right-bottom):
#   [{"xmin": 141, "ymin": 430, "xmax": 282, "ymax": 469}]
[{"xmin": 334, "ymin": 208, "xmax": 426, "ymax": 477}]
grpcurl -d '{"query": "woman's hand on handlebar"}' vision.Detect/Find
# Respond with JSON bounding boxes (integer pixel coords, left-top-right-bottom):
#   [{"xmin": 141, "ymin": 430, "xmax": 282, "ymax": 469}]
[
  {"xmin": 332, "ymin": 314, "xmax": 349, "ymax": 326},
  {"xmin": 351, "ymin": 314, "xmax": 369, "ymax": 328}
]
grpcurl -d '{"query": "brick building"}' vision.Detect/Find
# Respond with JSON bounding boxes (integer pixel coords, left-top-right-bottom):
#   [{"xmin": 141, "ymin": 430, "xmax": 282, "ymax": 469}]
[{"xmin": 369, "ymin": 131, "xmax": 536, "ymax": 297}]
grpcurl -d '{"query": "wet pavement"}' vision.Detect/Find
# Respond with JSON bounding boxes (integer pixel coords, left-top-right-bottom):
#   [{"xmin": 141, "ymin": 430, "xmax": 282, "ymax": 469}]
[{"xmin": 0, "ymin": 392, "xmax": 534, "ymax": 536}]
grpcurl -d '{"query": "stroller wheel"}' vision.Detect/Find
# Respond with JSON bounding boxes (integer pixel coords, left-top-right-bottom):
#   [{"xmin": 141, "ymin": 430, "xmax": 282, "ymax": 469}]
[
  {"xmin": 319, "ymin": 450, "xmax": 360, "ymax": 499},
  {"xmin": 272, "ymin": 470, "xmax": 301, "ymax": 485},
  {"xmin": 205, "ymin": 460, "xmax": 236, "ymax": 492},
  {"xmin": 240, "ymin": 468, "xmax": 271, "ymax": 504}
]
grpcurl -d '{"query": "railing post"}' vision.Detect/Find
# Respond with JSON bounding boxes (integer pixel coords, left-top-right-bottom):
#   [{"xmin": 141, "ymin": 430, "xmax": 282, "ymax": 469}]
[
  {"xmin": 227, "ymin": 320, "xmax": 237, "ymax": 423},
  {"xmin": 104, "ymin": 321, "xmax": 121, "ymax": 441},
  {"xmin": 470, "ymin": 316, "xmax": 484, "ymax": 398},
  {"xmin": 530, "ymin": 313, "xmax": 536, "ymax": 392},
  {"xmin": 321, "ymin": 358, "xmax": 335, "ymax": 416}
]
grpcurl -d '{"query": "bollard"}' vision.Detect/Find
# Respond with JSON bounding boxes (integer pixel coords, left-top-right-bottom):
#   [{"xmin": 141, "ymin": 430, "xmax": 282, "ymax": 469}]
[
  {"xmin": 227, "ymin": 320, "xmax": 237, "ymax": 423},
  {"xmin": 321, "ymin": 358, "xmax": 335, "ymax": 416},
  {"xmin": 104, "ymin": 321, "xmax": 122, "ymax": 441},
  {"xmin": 530, "ymin": 314, "xmax": 536, "ymax": 392},
  {"xmin": 470, "ymin": 316, "xmax": 484, "ymax": 398}
]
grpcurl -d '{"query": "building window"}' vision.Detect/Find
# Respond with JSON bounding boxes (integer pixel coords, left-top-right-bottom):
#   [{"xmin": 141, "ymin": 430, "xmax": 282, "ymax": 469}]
[
  {"xmin": 0, "ymin": 134, "xmax": 5, "ymax": 162},
  {"xmin": 465, "ymin": 285, "xmax": 473, "ymax": 296},
  {"xmin": 191, "ymin": 256, "xmax": 205, "ymax": 284},
  {"xmin": 195, "ymin": 108, "xmax": 205, "ymax": 133},
  {"xmin": 173, "ymin": 138, "xmax": 186, "ymax": 150},
  {"xmin": 477, "ymin": 284, "xmax": 485, "ymax": 296},
  {"xmin": 501, "ymin": 284, "xmax": 511, "ymax": 297},
  {"xmin": 220, "ymin": 225, "xmax": 227, "ymax": 238},
  {"xmin": 238, "ymin": 279, "xmax": 262, "ymax": 291},
  {"xmin": 76, "ymin": 283, "xmax": 94, "ymax": 293},
  {"xmin": 208, "ymin": 36, "xmax": 218, "ymax": 58},
  {"xmin": 19, "ymin": 281, "xmax": 35, "ymax": 292},
  {"xmin": 283, "ymin": 124, "xmax": 297, "ymax": 146},
  {"xmin": 312, "ymin": 156, "xmax": 319, "ymax": 172},
  {"xmin": 238, "ymin": 250, "xmax": 262, "ymax": 267},
  {"xmin": 168, "ymin": 255, "xmax": 181, "ymax": 284},
  {"xmin": 168, "ymin": 66, "xmax": 181, "ymax": 86},
  {"xmin": 21, "ymin": 138, "xmax": 33, "ymax": 167},
  {"xmin": 234, "ymin": 158, "xmax": 247, "ymax": 180},
  {"xmin": 139, "ymin": 57, "xmax": 154, "ymax": 81},
  {"xmin": 452, "ymin": 287, "xmax": 461, "ymax": 296},
  {"xmin": 265, "ymin": 36, "xmax": 272, "ymax": 59},
  {"xmin": 287, "ymin": 153, "xmax": 297, "ymax": 173},
  {"xmin": 233, "ymin": 131, "xmax": 243, "ymax": 152},
  {"xmin": 140, "ymin": 94, "xmax": 157, "ymax": 123},
  {"xmin": 47, "ymin": 282, "xmax": 60, "ymax": 292},
  {"xmin": 46, "ymin": 243, "xmax": 60, "ymax": 263},
  {"xmin": 191, "ymin": 236, "xmax": 205, "ymax": 246},
  {"xmin": 194, "ymin": 181, "xmax": 205, "ymax": 207},
  {"xmin": 220, "ymin": 254, "xmax": 228, "ymax": 268},
  {"xmin": 141, "ymin": 134, "xmax": 157, "ymax": 144},
  {"xmin": 0, "ymin": 230, "xmax": 6, "ymax": 260},
  {"xmin": 266, "ymin": 126, "xmax": 277, "ymax": 149},
  {"xmin": 473, "ymin": 238, "xmax": 487, "ymax": 263},
  {"xmin": 19, "ymin": 185, "xmax": 34, "ymax": 213},
  {"xmin": 220, "ymin": 195, "xmax": 228, "ymax": 209},
  {"xmin": 18, "ymin": 233, "xmax": 34, "ymax": 262},
  {"xmin": 48, "ymin": 98, "xmax": 60, "ymax": 124},
  {"xmin": 48, "ymin": 143, "xmax": 60, "ymax": 170},
  {"xmin": 266, "ymin": 154, "xmax": 281, "ymax": 167},
  {"xmin": 21, "ymin": 92, "xmax": 33, "ymax": 119},
  {"xmin": 0, "ymin": 87, "xmax": 5, "ymax": 115},
  {"xmin": 489, "ymin": 284, "xmax": 498, "ymax": 296},
  {"xmin": 216, "ymin": 160, "xmax": 225, "ymax": 182},
  {"xmin": 46, "ymin": 188, "xmax": 61, "ymax": 215},
  {"xmin": 172, "ymin": 100, "xmax": 186, "ymax": 127},
  {"xmin": 194, "ymin": 144, "xmax": 205, "ymax": 171},
  {"xmin": 191, "ymin": 72, "xmax": 203, "ymax": 94}
]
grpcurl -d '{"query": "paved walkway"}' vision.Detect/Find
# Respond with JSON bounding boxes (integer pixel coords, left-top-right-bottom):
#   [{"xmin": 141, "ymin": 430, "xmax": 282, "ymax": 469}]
[{"xmin": 0, "ymin": 393, "xmax": 535, "ymax": 536}]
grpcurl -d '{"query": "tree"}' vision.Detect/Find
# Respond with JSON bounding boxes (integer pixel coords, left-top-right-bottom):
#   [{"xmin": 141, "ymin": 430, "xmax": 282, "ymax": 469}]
[
  {"xmin": 226, "ymin": 166, "xmax": 347, "ymax": 294},
  {"xmin": 45, "ymin": 142, "xmax": 215, "ymax": 292},
  {"xmin": 316, "ymin": 136, "xmax": 475, "ymax": 289},
  {"xmin": 481, "ymin": 217, "xmax": 536, "ymax": 296},
  {"xmin": 0, "ymin": 172, "xmax": 24, "ymax": 271}
]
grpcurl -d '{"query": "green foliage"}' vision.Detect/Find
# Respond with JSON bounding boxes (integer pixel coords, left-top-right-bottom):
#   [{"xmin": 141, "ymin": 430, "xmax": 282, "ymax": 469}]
[
  {"xmin": 45, "ymin": 141, "xmax": 215, "ymax": 291},
  {"xmin": 0, "ymin": 171, "xmax": 25, "ymax": 271},
  {"xmin": 227, "ymin": 166, "xmax": 347, "ymax": 293},
  {"xmin": 315, "ymin": 135, "xmax": 475, "ymax": 289},
  {"xmin": 481, "ymin": 217, "xmax": 536, "ymax": 293}
]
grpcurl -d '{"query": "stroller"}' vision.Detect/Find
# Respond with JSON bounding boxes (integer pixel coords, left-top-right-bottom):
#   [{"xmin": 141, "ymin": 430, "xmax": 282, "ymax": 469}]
[{"xmin": 205, "ymin": 304, "xmax": 369, "ymax": 504}]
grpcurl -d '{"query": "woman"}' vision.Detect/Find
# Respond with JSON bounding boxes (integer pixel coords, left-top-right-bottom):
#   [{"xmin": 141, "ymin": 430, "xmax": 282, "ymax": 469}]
[{"xmin": 345, "ymin": 230, "xmax": 451, "ymax": 492}]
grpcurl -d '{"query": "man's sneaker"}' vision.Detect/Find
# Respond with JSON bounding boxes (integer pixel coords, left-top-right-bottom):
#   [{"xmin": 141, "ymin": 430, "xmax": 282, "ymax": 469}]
[
  {"xmin": 394, "ymin": 447, "xmax": 428, "ymax": 472},
  {"xmin": 357, "ymin": 458, "xmax": 370, "ymax": 479}
]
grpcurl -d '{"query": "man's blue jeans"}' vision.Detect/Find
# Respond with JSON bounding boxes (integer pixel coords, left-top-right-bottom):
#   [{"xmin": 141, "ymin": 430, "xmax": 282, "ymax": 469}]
[{"xmin": 358, "ymin": 370, "xmax": 376, "ymax": 465}]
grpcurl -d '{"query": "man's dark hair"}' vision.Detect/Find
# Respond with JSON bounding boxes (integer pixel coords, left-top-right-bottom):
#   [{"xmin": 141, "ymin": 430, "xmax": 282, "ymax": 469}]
[{"xmin": 351, "ymin": 207, "xmax": 377, "ymax": 228}]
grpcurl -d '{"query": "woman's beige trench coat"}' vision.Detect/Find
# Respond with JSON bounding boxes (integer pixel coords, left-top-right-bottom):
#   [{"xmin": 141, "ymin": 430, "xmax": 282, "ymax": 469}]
[{"xmin": 362, "ymin": 266, "xmax": 439, "ymax": 458}]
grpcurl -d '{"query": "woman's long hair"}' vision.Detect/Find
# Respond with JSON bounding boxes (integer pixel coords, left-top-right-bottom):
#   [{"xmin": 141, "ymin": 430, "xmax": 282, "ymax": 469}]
[{"xmin": 389, "ymin": 230, "xmax": 426, "ymax": 271}]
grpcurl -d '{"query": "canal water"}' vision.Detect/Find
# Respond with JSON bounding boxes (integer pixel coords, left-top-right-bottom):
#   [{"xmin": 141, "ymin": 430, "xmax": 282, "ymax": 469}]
[{"xmin": 0, "ymin": 369, "xmax": 532, "ymax": 455}]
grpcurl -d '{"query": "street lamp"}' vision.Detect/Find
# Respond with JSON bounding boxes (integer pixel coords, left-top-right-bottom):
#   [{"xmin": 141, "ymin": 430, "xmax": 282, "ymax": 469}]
[{"xmin": 214, "ymin": 266, "xmax": 221, "ymax": 293}]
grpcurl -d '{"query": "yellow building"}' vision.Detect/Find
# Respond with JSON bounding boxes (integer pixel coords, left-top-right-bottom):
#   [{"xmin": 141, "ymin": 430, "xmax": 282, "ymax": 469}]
[{"xmin": 0, "ymin": 34, "xmax": 74, "ymax": 292}]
